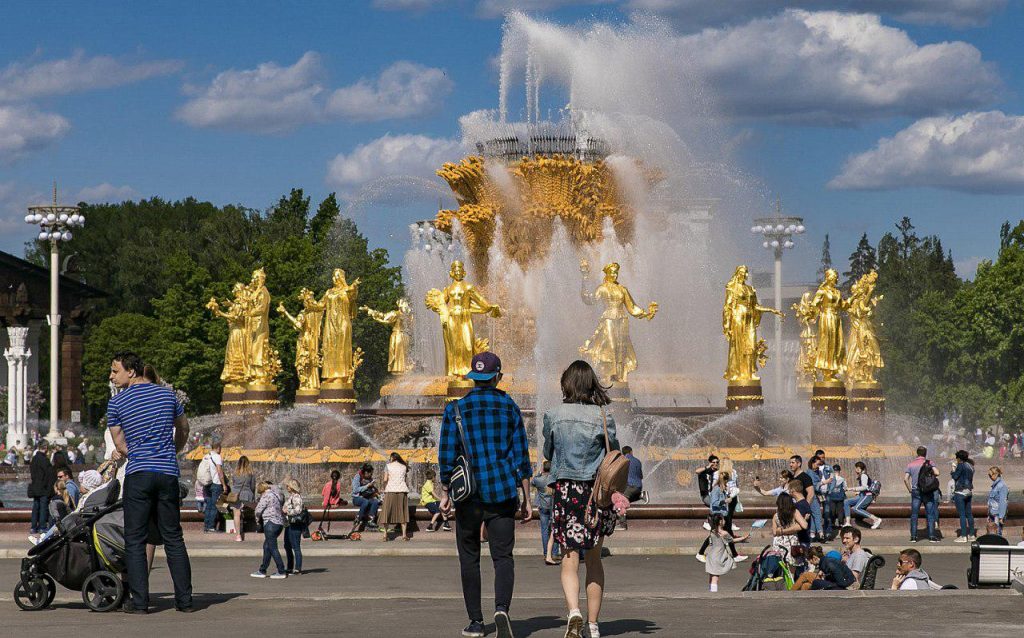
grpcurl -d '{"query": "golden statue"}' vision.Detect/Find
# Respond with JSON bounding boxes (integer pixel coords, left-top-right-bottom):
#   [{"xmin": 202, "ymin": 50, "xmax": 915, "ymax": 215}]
[
  {"xmin": 722, "ymin": 265, "xmax": 783, "ymax": 382},
  {"xmin": 810, "ymin": 268, "xmax": 847, "ymax": 382},
  {"xmin": 846, "ymin": 270, "xmax": 884, "ymax": 385},
  {"xmin": 244, "ymin": 268, "xmax": 280, "ymax": 386},
  {"xmin": 206, "ymin": 282, "xmax": 250, "ymax": 390},
  {"xmin": 320, "ymin": 268, "xmax": 360, "ymax": 386},
  {"xmin": 277, "ymin": 288, "xmax": 325, "ymax": 391},
  {"xmin": 579, "ymin": 260, "xmax": 657, "ymax": 384},
  {"xmin": 361, "ymin": 299, "xmax": 413, "ymax": 374},
  {"xmin": 791, "ymin": 291, "xmax": 818, "ymax": 389},
  {"xmin": 425, "ymin": 260, "xmax": 502, "ymax": 379}
]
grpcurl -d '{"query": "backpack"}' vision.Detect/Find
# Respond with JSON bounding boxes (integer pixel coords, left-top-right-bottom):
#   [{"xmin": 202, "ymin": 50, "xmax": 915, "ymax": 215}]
[
  {"xmin": 196, "ymin": 455, "xmax": 214, "ymax": 487},
  {"xmin": 868, "ymin": 477, "xmax": 882, "ymax": 497},
  {"xmin": 585, "ymin": 407, "xmax": 630, "ymax": 526},
  {"xmin": 917, "ymin": 460, "xmax": 939, "ymax": 495}
]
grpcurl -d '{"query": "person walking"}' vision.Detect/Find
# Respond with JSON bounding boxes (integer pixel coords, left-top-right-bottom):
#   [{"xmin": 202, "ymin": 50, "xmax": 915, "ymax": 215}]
[
  {"xmin": 543, "ymin": 360, "xmax": 622, "ymax": 638},
  {"xmin": 380, "ymin": 452, "xmax": 411, "ymax": 541},
  {"xmin": 27, "ymin": 442, "xmax": 55, "ymax": 539},
  {"xmin": 200, "ymin": 441, "xmax": 226, "ymax": 533},
  {"xmin": 438, "ymin": 352, "xmax": 532, "ymax": 638},
  {"xmin": 230, "ymin": 456, "xmax": 256, "ymax": 542},
  {"xmin": 251, "ymin": 480, "xmax": 287, "ymax": 579},
  {"xmin": 696, "ymin": 455, "xmax": 719, "ymax": 529},
  {"xmin": 696, "ymin": 471, "xmax": 747, "ymax": 562},
  {"xmin": 106, "ymin": 351, "xmax": 193, "ymax": 613},
  {"xmin": 904, "ymin": 446, "xmax": 940, "ymax": 542},
  {"xmin": 951, "ymin": 450, "xmax": 976, "ymax": 542},
  {"xmin": 987, "ymin": 466, "xmax": 1008, "ymax": 535},
  {"xmin": 531, "ymin": 460, "xmax": 558, "ymax": 564},
  {"xmin": 283, "ymin": 478, "xmax": 306, "ymax": 574},
  {"xmin": 704, "ymin": 514, "xmax": 734, "ymax": 592},
  {"xmin": 351, "ymin": 463, "xmax": 381, "ymax": 533},
  {"xmin": 843, "ymin": 461, "xmax": 882, "ymax": 529}
]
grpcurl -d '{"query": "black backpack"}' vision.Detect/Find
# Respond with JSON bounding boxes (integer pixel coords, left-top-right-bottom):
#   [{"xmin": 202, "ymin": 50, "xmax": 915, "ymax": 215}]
[{"xmin": 917, "ymin": 460, "xmax": 939, "ymax": 495}]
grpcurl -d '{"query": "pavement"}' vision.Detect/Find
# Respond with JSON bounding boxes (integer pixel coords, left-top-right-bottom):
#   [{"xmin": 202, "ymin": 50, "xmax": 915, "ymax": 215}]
[{"xmin": 1, "ymin": 551, "xmax": 1021, "ymax": 637}]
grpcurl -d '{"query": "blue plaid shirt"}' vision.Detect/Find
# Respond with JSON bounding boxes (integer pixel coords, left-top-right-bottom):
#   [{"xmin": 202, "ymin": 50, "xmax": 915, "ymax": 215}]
[{"xmin": 438, "ymin": 386, "xmax": 532, "ymax": 504}]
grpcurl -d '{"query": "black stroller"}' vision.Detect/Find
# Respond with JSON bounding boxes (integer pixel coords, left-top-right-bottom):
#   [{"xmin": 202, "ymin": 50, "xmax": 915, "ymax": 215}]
[{"xmin": 14, "ymin": 479, "xmax": 127, "ymax": 612}]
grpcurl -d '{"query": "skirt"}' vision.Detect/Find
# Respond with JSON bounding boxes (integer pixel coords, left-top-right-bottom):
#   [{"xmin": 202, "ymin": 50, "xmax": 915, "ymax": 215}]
[
  {"xmin": 552, "ymin": 479, "xmax": 616, "ymax": 551},
  {"xmin": 379, "ymin": 492, "xmax": 409, "ymax": 525}
]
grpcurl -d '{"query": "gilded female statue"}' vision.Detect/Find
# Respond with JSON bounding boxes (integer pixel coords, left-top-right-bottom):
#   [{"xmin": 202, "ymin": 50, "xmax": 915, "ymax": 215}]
[
  {"xmin": 810, "ymin": 268, "xmax": 847, "ymax": 382},
  {"xmin": 846, "ymin": 270, "xmax": 884, "ymax": 384},
  {"xmin": 320, "ymin": 268, "xmax": 360, "ymax": 385},
  {"xmin": 791, "ymin": 291, "xmax": 817, "ymax": 388},
  {"xmin": 425, "ymin": 261, "xmax": 502, "ymax": 379},
  {"xmin": 361, "ymin": 298, "xmax": 413, "ymax": 374},
  {"xmin": 579, "ymin": 260, "xmax": 658, "ymax": 384},
  {"xmin": 245, "ymin": 268, "xmax": 275, "ymax": 385},
  {"xmin": 207, "ymin": 282, "xmax": 250, "ymax": 389},
  {"xmin": 722, "ymin": 265, "xmax": 783, "ymax": 382},
  {"xmin": 277, "ymin": 288, "xmax": 325, "ymax": 390}
]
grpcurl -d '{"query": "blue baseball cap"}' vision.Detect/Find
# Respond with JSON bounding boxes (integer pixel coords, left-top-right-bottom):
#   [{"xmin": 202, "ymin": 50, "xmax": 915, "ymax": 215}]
[
  {"xmin": 826, "ymin": 550, "xmax": 842, "ymax": 562},
  {"xmin": 466, "ymin": 352, "xmax": 502, "ymax": 380}
]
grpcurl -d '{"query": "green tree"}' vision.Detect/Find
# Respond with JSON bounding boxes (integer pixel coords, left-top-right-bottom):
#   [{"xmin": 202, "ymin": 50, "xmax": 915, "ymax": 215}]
[
  {"xmin": 843, "ymin": 233, "xmax": 877, "ymax": 290},
  {"xmin": 817, "ymin": 233, "xmax": 833, "ymax": 280},
  {"xmin": 82, "ymin": 313, "xmax": 161, "ymax": 419}
]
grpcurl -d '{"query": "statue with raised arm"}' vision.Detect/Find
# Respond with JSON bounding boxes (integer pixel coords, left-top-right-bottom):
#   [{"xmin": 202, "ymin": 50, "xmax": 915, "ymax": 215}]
[
  {"xmin": 245, "ymin": 268, "xmax": 279, "ymax": 386},
  {"xmin": 320, "ymin": 268, "xmax": 360, "ymax": 386},
  {"xmin": 810, "ymin": 268, "xmax": 847, "ymax": 382},
  {"xmin": 206, "ymin": 282, "xmax": 250, "ymax": 389},
  {"xmin": 277, "ymin": 288, "xmax": 325, "ymax": 391},
  {"xmin": 425, "ymin": 260, "xmax": 502, "ymax": 379},
  {"xmin": 579, "ymin": 260, "xmax": 657, "ymax": 384},
  {"xmin": 722, "ymin": 265, "xmax": 784, "ymax": 382},
  {"xmin": 361, "ymin": 298, "xmax": 413, "ymax": 374},
  {"xmin": 791, "ymin": 290, "xmax": 817, "ymax": 390},
  {"xmin": 846, "ymin": 270, "xmax": 884, "ymax": 385}
]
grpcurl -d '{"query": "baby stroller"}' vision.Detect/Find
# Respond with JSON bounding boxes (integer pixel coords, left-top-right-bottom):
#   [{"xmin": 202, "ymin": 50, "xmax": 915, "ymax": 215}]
[
  {"xmin": 741, "ymin": 545, "xmax": 793, "ymax": 591},
  {"xmin": 14, "ymin": 478, "xmax": 127, "ymax": 612}
]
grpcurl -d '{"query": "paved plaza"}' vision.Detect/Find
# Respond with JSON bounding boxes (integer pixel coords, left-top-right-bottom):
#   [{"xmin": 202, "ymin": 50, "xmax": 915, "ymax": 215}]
[{"xmin": 2, "ymin": 547, "xmax": 1021, "ymax": 637}]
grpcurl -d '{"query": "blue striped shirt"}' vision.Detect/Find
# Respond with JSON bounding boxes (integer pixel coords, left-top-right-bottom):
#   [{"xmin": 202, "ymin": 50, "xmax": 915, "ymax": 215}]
[{"xmin": 106, "ymin": 383, "xmax": 183, "ymax": 477}]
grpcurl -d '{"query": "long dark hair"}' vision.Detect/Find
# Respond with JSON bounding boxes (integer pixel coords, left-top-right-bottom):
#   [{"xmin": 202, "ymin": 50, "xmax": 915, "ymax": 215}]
[
  {"xmin": 776, "ymin": 493, "xmax": 795, "ymax": 525},
  {"xmin": 560, "ymin": 360, "xmax": 611, "ymax": 406},
  {"xmin": 390, "ymin": 452, "xmax": 408, "ymax": 467}
]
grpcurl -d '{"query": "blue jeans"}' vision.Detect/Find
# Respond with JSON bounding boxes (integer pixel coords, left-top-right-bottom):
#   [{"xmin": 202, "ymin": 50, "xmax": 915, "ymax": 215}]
[
  {"xmin": 353, "ymin": 496, "xmax": 380, "ymax": 522},
  {"xmin": 910, "ymin": 490, "xmax": 939, "ymax": 539},
  {"xmin": 260, "ymin": 522, "xmax": 285, "ymax": 574},
  {"xmin": 953, "ymin": 493, "xmax": 975, "ymax": 537},
  {"xmin": 203, "ymin": 483, "xmax": 223, "ymax": 531},
  {"xmin": 538, "ymin": 508, "xmax": 561, "ymax": 557},
  {"xmin": 845, "ymin": 493, "xmax": 875, "ymax": 520},
  {"xmin": 285, "ymin": 524, "xmax": 304, "ymax": 572},
  {"xmin": 31, "ymin": 495, "xmax": 51, "ymax": 533},
  {"xmin": 809, "ymin": 497, "xmax": 823, "ymax": 536}
]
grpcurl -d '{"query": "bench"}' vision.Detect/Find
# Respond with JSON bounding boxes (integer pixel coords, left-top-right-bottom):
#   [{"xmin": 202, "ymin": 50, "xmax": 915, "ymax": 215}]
[
  {"xmin": 858, "ymin": 550, "xmax": 886, "ymax": 590},
  {"xmin": 967, "ymin": 543, "xmax": 1024, "ymax": 589}
]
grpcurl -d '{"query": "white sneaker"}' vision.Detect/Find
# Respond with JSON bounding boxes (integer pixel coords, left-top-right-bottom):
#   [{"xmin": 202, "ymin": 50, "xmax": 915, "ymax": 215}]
[
  {"xmin": 871, "ymin": 518, "xmax": 883, "ymax": 530},
  {"xmin": 566, "ymin": 610, "xmax": 584, "ymax": 638},
  {"xmin": 734, "ymin": 555, "xmax": 748, "ymax": 562},
  {"xmin": 695, "ymin": 554, "xmax": 706, "ymax": 563},
  {"xmin": 269, "ymin": 572, "xmax": 288, "ymax": 579},
  {"xmin": 588, "ymin": 622, "xmax": 601, "ymax": 638},
  {"xmin": 731, "ymin": 524, "xmax": 741, "ymax": 533},
  {"xmin": 702, "ymin": 521, "xmax": 712, "ymax": 531},
  {"xmin": 954, "ymin": 536, "xmax": 968, "ymax": 543},
  {"xmin": 250, "ymin": 571, "xmax": 268, "ymax": 578},
  {"xmin": 28, "ymin": 535, "xmax": 39, "ymax": 545}
]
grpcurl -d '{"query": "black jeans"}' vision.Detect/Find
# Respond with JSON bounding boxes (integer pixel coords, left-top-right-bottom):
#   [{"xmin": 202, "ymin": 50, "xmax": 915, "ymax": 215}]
[
  {"xmin": 31, "ymin": 495, "xmax": 50, "ymax": 533},
  {"xmin": 123, "ymin": 471, "xmax": 193, "ymax": 609},
  {"xmin": 455, "ymin": 498, "xmax": 516, "ymax": 623}
]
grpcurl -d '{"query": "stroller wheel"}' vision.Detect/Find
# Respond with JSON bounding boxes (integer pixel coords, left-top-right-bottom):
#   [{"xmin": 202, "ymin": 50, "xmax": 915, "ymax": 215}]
[
  {"xmin": 14, "ymin": 574, "xmax": 55, "ymax": 611},
  {"xmin": 82, "ymin": 571, "xmax": 124, "ymax": 612}
]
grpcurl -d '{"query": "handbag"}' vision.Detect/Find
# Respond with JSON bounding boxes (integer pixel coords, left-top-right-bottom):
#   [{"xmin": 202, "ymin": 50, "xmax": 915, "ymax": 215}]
[
  {"xmin": 584, "ymin": 406, "xmax": 630, "ymax": 527},
  {"xmin": 448, "ymin": 402, "xmax": 475, "ymax": 503}
]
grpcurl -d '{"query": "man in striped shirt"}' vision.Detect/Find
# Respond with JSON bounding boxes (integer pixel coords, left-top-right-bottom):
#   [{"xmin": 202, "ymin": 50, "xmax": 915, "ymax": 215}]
[{"xmin": 107, "ymin": 351, "xmax": 193, "ymax": 613}]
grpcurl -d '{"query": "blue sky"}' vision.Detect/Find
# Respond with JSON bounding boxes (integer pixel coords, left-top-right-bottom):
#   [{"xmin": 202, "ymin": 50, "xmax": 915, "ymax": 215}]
[{"xmin": 2, "ymin": 0, "xmax": 1022, "ymax": 282}]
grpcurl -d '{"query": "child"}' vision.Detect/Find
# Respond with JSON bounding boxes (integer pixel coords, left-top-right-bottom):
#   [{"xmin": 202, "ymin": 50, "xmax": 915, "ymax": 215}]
[
  {"xmin": 696, "ymin": 472, "xmax": 747, "ymax": 562},
  {"xmin": 827, "ymin": 465, "xmax": 847, "ymax": 534},
  {"xmin": 704, "ymin": 514, "xmax": 735, "ymax": 592},
  {"xmin": 420, "ymin": 469, "xmax": 448, "ymax": 532}
]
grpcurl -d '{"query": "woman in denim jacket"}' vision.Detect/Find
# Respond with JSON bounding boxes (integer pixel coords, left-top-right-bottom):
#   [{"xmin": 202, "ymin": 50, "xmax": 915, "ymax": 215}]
[
  {"xmin": 543, "ymin": 360, "xmax": 619, "ymax": 638},
  {"xmin": 987, "ymin": 466, "xmax": 1008, "ymax": 534},
  {"xmin": 950, "ymin": 450, "xmax": 975, "ymax": 542}
]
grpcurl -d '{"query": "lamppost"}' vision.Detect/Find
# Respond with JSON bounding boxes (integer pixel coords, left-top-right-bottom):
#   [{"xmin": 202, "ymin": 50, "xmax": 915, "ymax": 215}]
[
  {"xmin": 25, "ymin": 185, "xmax": 83, "ymax": 441},
  {"xmin": 751, "ymin": 199, "xmax": 804, "ymax": 402}
]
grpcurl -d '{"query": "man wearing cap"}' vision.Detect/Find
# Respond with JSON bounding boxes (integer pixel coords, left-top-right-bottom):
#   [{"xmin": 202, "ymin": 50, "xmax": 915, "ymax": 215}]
[{"xmin": 439, "ymin": 352, "xmax": 533, "ymax": 638}]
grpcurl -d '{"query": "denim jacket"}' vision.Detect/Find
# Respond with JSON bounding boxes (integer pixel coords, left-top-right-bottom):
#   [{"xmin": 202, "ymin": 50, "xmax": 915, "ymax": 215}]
[
  {"xmin": 542, "ymin": 403, "xmax": 619, "ymax": 483},
  {"xmin": 988, "ymin": 478, "xmax": 1008, "ymax": 519},
  {"xmin": 708, "ymin": 485, "xmax": 728, "ymax": 515},
  {"xmin": 951, "ymin": 462, "xmax": 974, "ymax": 492}
]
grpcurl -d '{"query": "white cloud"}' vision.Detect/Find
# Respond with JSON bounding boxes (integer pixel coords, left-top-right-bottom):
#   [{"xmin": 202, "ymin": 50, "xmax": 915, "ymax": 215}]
[
  {"xmin": 477, "ymin": 0, "xmax": 614, "ymax": 18},
  {"xmin": 176, "ymin": 52, "xmax": 325, "ymax": 133},
  {"xmin": 955, "ymin": 255, "xmax": 986, "ymax": 280},
  {"xmin": 0, "ymin": 51, "xmax": 182, "ymax": 102},
  {"xmin": 74, "ymin": 183, "xmax": 139, "ymax": 203},
  {"xmin": 0, "ymin": 182, "xmax": 47, "ymax": 251},
  {"xmin": 627, "ymin": 0, "xmax": 1007, "ymax": 30},
  {"xmin": 326, "ymin": 134, "xmax": 464, "ymax": 189},
  {"xmin": 829, "ymin": 111, "xmax": 1024, "ymax": 193},
  {"xmin": 0, "ymin": 105, "xmax": 70, "ymax": 160},
  {"xmin": 326, "ymin": 61, "xmax": 453, "ymax": 121}
]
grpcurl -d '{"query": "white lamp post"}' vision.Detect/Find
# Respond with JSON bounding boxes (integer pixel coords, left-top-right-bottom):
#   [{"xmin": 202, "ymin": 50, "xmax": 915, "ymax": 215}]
[
  {"xmin": 751, "ymin": 199, "xmax": 805, "ymax": 402},
  {"xmin": 25, "ymin": 185, "xmax": 83, "ymax": 441}
]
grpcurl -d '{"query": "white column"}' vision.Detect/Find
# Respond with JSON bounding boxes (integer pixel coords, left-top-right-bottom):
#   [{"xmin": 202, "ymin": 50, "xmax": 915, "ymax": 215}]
[
  {"xmin": 47, "ymin": 242, "xmax": 60, "ymax": 441},
  {"xmin": 6, "ymin": 326, "xmax": 30, "ymax": 450},
  {"xmin": 773, "ymin": 248, "xmax": 783, "ymax": 402},
  {"xmin": 19, "ymin": 351, "xmax": 30, "ymax": 435},
  {"xmin": 4, "ymin": 349, "xmax": 16, "ymax": 447}
]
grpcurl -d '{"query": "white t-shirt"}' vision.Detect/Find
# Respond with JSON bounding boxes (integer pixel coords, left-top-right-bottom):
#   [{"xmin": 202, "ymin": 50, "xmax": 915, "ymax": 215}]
[
  {"xmin": 899, "ymin": 578, "xmax": 921, "ymax": 590},
  {"xmin": 384, "ymin": 461, "xmax": 409, "ymax": 493},
  {"xmin": 103, "ymin": 429, "xmax": 115, "ymax": 461},
  {"xmin": 208, "ymin": 451, "xmax": 223, "ymax": 485}
]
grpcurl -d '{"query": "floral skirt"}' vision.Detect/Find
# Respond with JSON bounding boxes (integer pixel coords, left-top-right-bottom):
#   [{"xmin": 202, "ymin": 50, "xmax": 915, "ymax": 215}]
[{"xmin": 552, "ymin": 479, "xmax": 616, "ymax": 551}]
